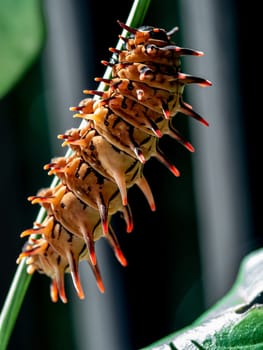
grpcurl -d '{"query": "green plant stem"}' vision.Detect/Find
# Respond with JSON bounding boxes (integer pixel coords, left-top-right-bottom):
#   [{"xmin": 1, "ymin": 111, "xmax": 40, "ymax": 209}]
[
  {"xmin": 0, "ymin": 206, "xmax": 47, "ymax": 350},
  {"xmin": 0, "ymin": 261, "xmax": 32, "ymax": 350},
  {"xmin": 0, "ymin": 0, "xmax": 151, "ymax": 349}
]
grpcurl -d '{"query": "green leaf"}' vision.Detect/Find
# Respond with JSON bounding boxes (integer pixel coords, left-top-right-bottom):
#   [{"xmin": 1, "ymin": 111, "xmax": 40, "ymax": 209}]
[
  {"xmin": 0, "ymin": 0, "xmax": 45, "ymax": 98},
  {"xmin": 141, "ymin": 248, "xmax": 263, "ymax": 349}
]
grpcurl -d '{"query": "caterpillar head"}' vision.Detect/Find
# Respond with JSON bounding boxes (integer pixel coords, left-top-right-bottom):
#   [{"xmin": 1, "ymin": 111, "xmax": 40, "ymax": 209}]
[{"xmin": 117, "ymin": 20, "xmax": 178, "ymax": 46}]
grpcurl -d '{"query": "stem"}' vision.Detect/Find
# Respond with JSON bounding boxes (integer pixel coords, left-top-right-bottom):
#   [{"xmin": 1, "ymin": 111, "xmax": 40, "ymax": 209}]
[
  {"xmin": 0, "ymin": 0, "xmax": 152, "ymax": 348},
  {"xmin": 0, "ymin": 261, "xmax": 32, "ymax": 350}
]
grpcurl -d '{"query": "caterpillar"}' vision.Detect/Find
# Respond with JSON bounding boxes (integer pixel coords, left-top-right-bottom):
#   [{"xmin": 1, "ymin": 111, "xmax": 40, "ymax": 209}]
[{"xmin": 17, "ymin": 20, "xmax": 211, "ymax": 303}]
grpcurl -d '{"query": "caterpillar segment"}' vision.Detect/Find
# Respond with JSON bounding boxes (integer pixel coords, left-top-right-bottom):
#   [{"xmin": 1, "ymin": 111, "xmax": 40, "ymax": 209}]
[
  {"xmin": 17, "ymin": 21, "xmax": 210, "ymax": 302},
  {"xmin": 58, "ymin": 125, "xmax": 155, "ymax": 208},
  {"xmin": 19, "ymin": 217, "xmax": 105, "ymax": 302}
]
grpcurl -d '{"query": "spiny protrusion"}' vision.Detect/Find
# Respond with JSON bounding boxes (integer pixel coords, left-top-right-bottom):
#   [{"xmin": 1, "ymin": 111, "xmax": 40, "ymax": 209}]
[
  {"xmin": 117, "ymin": 20, "xmax": 138, "ymax": 35},
  {"xmin": 179, "ymin": 98, "xmax": 209, "ymax": 127}
]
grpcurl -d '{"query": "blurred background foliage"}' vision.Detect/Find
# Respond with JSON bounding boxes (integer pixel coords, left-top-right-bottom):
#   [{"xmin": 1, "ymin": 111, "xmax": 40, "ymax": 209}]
[{"xmin": 0, "ymin": 0, "xmax": 261, "ymax": 349}]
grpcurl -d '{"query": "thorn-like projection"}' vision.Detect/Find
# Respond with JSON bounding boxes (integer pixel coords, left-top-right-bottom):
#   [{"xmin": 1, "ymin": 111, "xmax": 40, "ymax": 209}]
[
  {"xmin": 177, "ymin": 72, "xmax": 212, "ymax": 87},
  {"xmin": 101, "ymin": 60, "xmax": 114, "ymax": 67},
  {"xmin": 117, "ymin": 20, "xmax": 137, "ymax": 35},
  {"xmin": 155, "ymin": 147, "xmax": 180, "ymax": 177},
  {"xmin": 83, "ymin": 89, "xmax": 104, "ymax": 97},
  {"xmin": 174, "ymin": 46, "xmax": 204, "ymax": 56},
  {"xmin": 179, "ymin": 98, "xmax": 209, "ymax": 126},
  {"xmin": 109, "ymin": 47, "xmax": 122, "ymax": 55},
  {"xmin": 134, "ymin": 147, "xmax": 146, "ymax": 163},
  {"xmin": 162, "ymin": 102, "xmax": 171, "ymax": 119}
]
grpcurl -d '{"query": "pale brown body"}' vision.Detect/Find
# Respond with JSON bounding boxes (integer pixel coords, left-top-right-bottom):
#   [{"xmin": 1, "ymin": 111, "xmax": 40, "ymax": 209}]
[{"xmin": 17, "ymin": 21, "xmax": 210, "ymax": 302}]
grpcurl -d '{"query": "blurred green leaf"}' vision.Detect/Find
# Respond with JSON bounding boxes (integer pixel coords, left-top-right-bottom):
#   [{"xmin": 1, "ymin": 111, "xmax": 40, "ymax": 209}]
[
  {"xmin": 141, "ymin": 248, "xmax": 263, "ymax": 349},
  {"xmin": 0, "ymin": 0, "xmax": 45, "ymax": 98}
]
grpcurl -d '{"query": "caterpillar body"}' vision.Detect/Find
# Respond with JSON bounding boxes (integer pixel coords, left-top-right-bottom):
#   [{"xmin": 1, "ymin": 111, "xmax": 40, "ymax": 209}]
[{"xmin": 17, "ymin": 21, "xmax": 211, "ymax": 303}]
